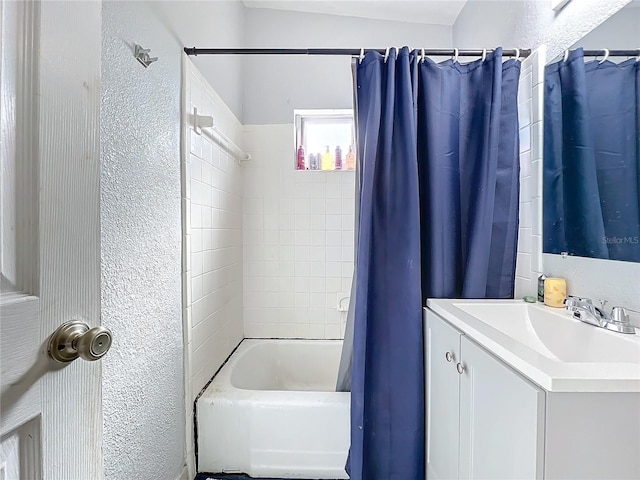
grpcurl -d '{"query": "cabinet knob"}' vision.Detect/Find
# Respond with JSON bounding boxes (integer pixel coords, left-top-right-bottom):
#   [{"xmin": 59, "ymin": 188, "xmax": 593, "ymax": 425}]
[
  {"xmin": 445, "ymin": 351, "xmax": 454, "ymax": 362},
  {"xmin": 456, "ymin": 362, "xmax": 465, "ymax": 374}
]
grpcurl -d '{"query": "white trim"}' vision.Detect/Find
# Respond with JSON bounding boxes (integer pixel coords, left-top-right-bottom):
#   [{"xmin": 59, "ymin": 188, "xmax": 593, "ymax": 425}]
[
  {"xmin": 294, "ymin": 108, "xmax": 353, "ymax": 118},
  {"xmin": 179, "ymin": 52, "xmax": 194, "ymax": 480},
  {"xmin": 175, "ymin": 465, "xmax": 189, "ymax": 480}
]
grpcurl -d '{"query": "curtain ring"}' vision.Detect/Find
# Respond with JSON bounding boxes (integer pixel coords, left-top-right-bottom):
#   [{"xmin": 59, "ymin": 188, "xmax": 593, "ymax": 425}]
[
  {"xmin": 359, "ymin": 48, "xmax": 365, "ymax": 64},
  {"xmin": 563, "ymin": 49, "xmax": 570, "ymax": 62},
  {"xmin": 384, "ymin": 47, "xmax": 390, "ymax": 63},
  {"xmin": 599, "ymin": 48, "xmax": 610, "ymax": 64},
  {"xmin": 453, "ymin": 48, "xmax": 459, "ymax": 62},
  {"xmin": 514, "ymin": 48, "xmax": 521, "ymax": 61},
  {"xmin": 421, "ymin": 48, "xmax": 426, "ymax": 63},
  {"xmin": 482, "ymin": 48, "xmax": 487, "ymax": 61}
]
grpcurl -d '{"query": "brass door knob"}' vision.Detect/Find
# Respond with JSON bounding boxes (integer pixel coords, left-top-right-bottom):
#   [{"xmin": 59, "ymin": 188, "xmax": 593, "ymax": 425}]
[{"xmin": 48, "ymin": 321, "xmax": 112, "ymax": 363}]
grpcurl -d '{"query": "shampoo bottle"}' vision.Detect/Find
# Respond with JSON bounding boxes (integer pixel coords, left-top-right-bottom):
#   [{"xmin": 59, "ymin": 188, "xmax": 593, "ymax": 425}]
[
  {"xmin": 345, "ymin": 145, "xmax": 355, "ymax": 170},
  {"xmin": 309, "ymin": 153, "xmax": 318, "ymax": 170},
  {"xmin": 321, "ymin": 145, "xmax": 333, "ymax": 170},
  {"xmin": 334, "ymin": 145, "xmax": 343, "ymax": 170},
  {"xmin": 297, "ymin": 145, "xmax": 305, "ymax": 170}
]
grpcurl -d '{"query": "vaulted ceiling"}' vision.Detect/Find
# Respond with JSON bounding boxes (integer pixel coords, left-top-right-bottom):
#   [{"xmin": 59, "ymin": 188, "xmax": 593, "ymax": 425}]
[{"xmin": 242, "ymin": 0, "xmax": 469, "ymax": 25}]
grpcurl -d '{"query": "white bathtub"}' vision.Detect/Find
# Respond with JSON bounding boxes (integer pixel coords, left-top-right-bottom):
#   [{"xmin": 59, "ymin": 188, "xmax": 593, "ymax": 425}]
[{"xmin": 197, "ymin": 339, "xmax": 350, "ymax": 479}]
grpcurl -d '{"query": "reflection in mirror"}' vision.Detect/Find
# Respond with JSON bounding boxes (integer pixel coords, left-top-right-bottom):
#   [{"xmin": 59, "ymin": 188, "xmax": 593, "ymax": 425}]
[{"xmin": 543, "ymin": 4, "xmax": 640, "ymax": 263}]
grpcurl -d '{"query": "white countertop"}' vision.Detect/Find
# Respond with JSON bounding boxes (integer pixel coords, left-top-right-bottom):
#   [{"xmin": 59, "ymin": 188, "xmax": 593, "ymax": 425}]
[{"xmin": 426, "ymin": 299, "xmax": 640, "ymax": 393}]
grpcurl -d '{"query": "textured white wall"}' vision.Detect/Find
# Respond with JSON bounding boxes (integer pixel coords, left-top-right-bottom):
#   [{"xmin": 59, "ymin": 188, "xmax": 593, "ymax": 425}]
[
  {"xmin": 453, "ymin": 0, "xmax": 632, "ymax": 61},
  {"xmin": 101, "ymin": 2, "xmax": 185, "ymax": 479},
  {"xmin": 243, "ymin": 125, "xmax": 355, "ymax": 339},
  {"xmin": 182, "ymin": 57, "xmax": 245, "ymax": 477},
  {"xmin": 242, "ymin": 8, "xmax": 453, "ymax": 124}
]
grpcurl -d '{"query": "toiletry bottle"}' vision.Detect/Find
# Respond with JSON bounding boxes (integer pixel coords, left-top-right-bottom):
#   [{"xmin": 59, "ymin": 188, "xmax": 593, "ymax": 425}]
[
  {"xmin": 537, "ymin": 274, "xmax": 547, "ymax": 302},
  {"xmin": 297, "ymin": 145, "xmax": 305, "ymax": 170},
  {"xmin": 309, "ymin": 153, "xmax": 318, "ymax": 170},
  {"xmin": 334, "ymin": 145, "xmax": 343, "ymax": 170},
  {"xmin": 345, "ymin": 145, "xmax": 355, "ymax": 170},
  {"xmin": 317, "ymin": 152, "xmax": 322, "ymax": 170},
  {"xmin": 321, "ymin": 145, "xmax": 333, "ymax": 170}
]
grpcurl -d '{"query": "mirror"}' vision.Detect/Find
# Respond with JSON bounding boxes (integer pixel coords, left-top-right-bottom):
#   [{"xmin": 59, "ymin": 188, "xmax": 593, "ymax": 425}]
[{"xmin": 543, "ymin": 4, "xmax": 640, "ymax": 263}]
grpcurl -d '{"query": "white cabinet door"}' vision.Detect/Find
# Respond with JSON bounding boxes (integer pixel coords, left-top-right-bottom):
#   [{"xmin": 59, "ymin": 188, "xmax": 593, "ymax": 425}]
[
  {"xmin": 425, "ymin": 311, "xmax": 462, "ymax": 480},
  {"xmin": 0, "ymin": 1, "xmax": 103, "ymax": 478},
  {"xmin": 459, "ymin": 336, "xmax": 545, "ymax": 480}
]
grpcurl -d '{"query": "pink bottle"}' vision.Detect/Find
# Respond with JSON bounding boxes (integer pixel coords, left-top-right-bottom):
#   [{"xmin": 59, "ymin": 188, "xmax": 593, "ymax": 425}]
[
  {"xmin": 345, "ymin": 145, "xmax": 356, "ymax": 170},
  {"xmin": 334, "ymin": 145, "xmax": 343, "ymax": 170},
  {"xmin": 297, "ymin": 145, "xmax": 305, "ymax": 170}
]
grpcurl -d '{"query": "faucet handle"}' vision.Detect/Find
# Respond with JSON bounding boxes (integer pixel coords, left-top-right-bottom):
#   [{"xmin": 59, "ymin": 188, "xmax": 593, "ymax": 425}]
[
  {"xmin": 566, "ymin": 295, "xmax": 592, "ymax": 303},
  {"xmin": 611, "ymin": 307, "xmax": 640, "ymax": 327},
  {"xmin": 611, "ymin": 306, "xmax": 629, "ymax": 323},
  {"xmin": 565, "ymin": 296, "xmax": 592, "ymax": 310}
]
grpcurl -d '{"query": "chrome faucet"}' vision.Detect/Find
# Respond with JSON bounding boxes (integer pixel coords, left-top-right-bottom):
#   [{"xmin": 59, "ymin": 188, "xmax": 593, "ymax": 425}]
[
  {"xmin": 564, "ymin": 296, "xmax": 639, "ymax": 334},
  {"xmin": 564, "ymin": 297, "xmax": 606, "ymax": 327},
  {"xmin": 609, "ymin": 306, "xmax": 640, "ymax": 334}
]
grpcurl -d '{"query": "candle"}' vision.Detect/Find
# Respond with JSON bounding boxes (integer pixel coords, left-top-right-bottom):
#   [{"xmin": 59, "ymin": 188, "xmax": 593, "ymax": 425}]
[{"xmin": 544, "ymin": 277, "xmax": 567, "ymax": 308}]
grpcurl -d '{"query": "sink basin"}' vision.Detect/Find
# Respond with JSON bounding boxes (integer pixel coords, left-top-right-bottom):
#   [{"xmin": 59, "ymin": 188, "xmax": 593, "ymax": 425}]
[
  {"xmin": 427, "ymin": 299, "xmax": 640, "ymax": 392},
  {"xmin": 453, "ymin": 302, "xmax": 640, "ymax": 364}
]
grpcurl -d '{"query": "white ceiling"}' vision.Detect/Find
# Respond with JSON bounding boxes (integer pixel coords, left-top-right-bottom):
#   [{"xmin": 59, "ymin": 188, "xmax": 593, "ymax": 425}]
[{"xmin": 242, "ymin": 0, "xmax": 469, "ymax": 26}]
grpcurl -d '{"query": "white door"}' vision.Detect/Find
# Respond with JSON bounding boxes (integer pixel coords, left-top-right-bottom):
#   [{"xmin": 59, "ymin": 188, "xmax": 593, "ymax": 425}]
[
  {"xmin": 458, "ymin": 336, "xmax": 545, "ymax": 480},
  {"xmin": 425, "ymin": 310, "xmax": 462, "ymax": 480},
  {"xmin": 1, "ymin": 1, "xmax": 104, "ymax": 479}
]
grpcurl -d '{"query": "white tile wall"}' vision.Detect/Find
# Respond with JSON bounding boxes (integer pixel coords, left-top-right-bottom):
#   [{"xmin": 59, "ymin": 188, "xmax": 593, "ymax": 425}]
[
  {"xmin": 242, "ymin": 124, "xmax": 355, "ymax": 339},
  {"xmin": 515, "ymin": 46, "xmax": 546, "ymax": 299},
  {"xmin": 182, "ymin": 57, "xmax": 244, "ymax": 477}
]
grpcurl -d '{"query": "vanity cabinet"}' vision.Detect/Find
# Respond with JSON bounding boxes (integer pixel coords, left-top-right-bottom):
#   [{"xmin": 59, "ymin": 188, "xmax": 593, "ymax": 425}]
[
  {"xmin": 426, "ymin": 301, "xmax": 640, "ymax": 480},
  {"xmin": 425, "ymin": 311, "xmax": 462, "ymax": 480},
  {"xmin": 425, "ymin": 309, "xmax": 545, "ymax": 480}
]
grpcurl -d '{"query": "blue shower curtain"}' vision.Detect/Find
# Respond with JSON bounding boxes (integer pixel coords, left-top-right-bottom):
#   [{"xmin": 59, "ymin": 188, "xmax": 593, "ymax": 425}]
[
  {"xmin": 348, "ymin": 47, "xmax": 423, "ymax": 479},
  {"xmin": 346, "ymin": 47, "xmax": 520, "ymax": 480},
  {"xmin": 544, "ymin": 48, "xmax": 640, "ymax": 262},
  {"xmin": 419, "ymin": 49, "xmax": 521, "ymax": 299}
]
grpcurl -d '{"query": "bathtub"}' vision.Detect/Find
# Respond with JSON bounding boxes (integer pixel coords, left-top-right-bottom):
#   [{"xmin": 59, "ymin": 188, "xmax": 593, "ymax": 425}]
[{"xmin": 197, "ymin": 339, "xmax": 350, "ymax": 479}]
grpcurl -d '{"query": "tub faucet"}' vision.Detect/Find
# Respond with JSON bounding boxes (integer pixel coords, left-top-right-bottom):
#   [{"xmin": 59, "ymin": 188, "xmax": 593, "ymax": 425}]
[{"xmin": 564, "ymin": 296, "xmax": 639, "ymax": 334}]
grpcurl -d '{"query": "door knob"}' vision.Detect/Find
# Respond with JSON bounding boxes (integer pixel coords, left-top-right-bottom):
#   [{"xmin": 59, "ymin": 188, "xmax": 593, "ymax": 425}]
[
  {"xmin": 445, "ymin": 351, "xmax": 454, "ymax": 362},
  {"xmin": 456, "ymin": 362, "xmax": 465, "ymax": 374},
  {"xmin": 47, "ymin": 321, "xmax": 112, "ymax": 363}
]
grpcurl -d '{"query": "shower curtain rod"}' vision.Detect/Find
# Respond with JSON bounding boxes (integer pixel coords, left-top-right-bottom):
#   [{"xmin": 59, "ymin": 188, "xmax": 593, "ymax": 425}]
[
  {"xmin": 580, "ymin": 49, "xmax": 640, "ymax": 57},
  {"xmin": 183, "ymin": 47, "xmax": 532, "ymax": 58}
]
